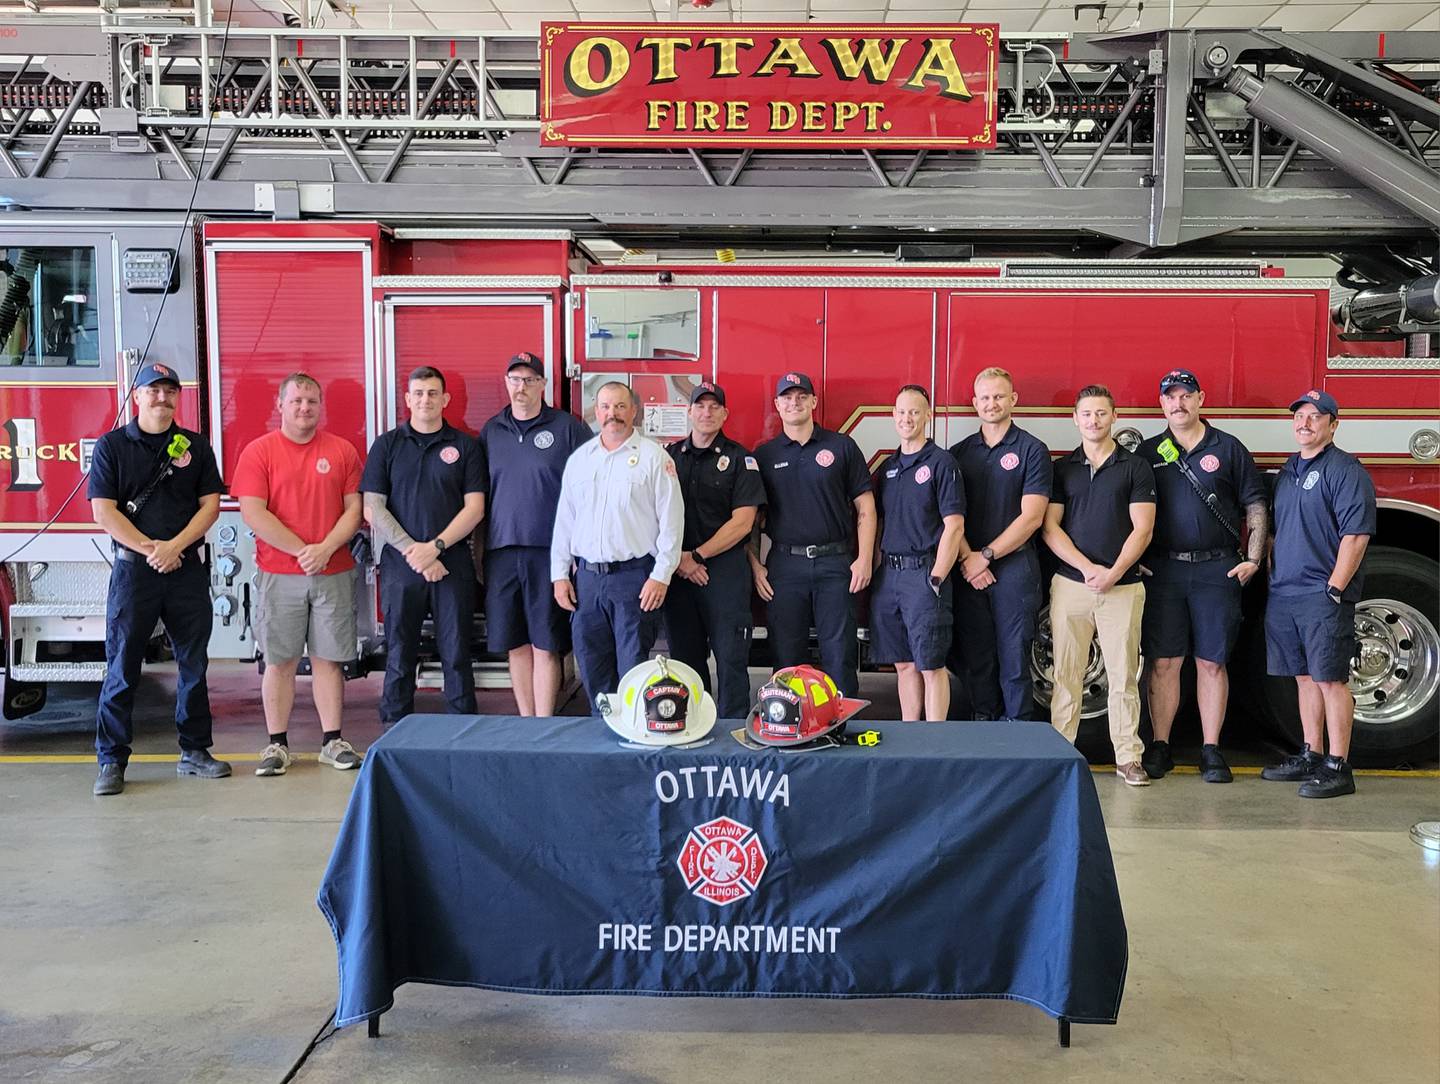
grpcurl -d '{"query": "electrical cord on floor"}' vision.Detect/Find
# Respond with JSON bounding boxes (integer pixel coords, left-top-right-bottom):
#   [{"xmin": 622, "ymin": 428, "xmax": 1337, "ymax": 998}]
[{"xmin": 277, "ymin": 1008, "xmax": 339, "ymax": 1083}]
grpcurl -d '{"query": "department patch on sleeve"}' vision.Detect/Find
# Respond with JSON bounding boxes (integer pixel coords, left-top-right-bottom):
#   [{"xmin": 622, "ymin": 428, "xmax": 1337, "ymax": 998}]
[
  {"xmin": 664, "ymin": 458, "xmax": 677, "ymax": 476},
  {"xmin": 745, "ymin": 456, "xmax": 759, "ymax": 471}
]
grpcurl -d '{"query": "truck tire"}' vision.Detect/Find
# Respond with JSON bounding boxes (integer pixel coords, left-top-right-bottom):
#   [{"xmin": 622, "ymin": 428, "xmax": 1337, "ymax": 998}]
[{"xmin": 1257, "ymin": 546, "xmax": 1440, "ymax": 763}]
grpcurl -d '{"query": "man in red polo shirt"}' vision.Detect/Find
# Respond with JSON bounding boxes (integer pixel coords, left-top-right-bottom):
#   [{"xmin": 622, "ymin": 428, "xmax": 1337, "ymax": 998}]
[{"xmin": 232, "ymin": 373, "xmax": 364, "ymax": 776}]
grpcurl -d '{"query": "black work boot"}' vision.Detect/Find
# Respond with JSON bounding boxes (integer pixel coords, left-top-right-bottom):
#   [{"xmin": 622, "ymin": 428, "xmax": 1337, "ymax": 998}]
[
  {"xmin": 1299, "ymin": 755, "xmax": 1356, "ymax": 799},
  {"xmin": 1199, "ymin": 743, "xmax": 1233, "ymax": 784},
  {"xmin": 93, "ymin": 763, "xmax": 126, "ymax": 796},
  {"xmin": 177, "ymin": 749, "xmax": 232, "ymax": 779},
  {"xmin": 1260, "ymin": 743, "xmax": 1322, "ymax": 782},
  {"xmin": 1141, "ymin": 739, "xmax": 1174, "ymax": 780}
]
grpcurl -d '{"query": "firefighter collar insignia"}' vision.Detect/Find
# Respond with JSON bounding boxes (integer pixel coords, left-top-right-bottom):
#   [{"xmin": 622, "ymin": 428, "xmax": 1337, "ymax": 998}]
[
  {"xmin": 533, "ymin": 430, "xmax": 555, "ymax": 450},
  {"xmin": 716, "ymin": 455, "xmax": 730, "ymax": 472}
]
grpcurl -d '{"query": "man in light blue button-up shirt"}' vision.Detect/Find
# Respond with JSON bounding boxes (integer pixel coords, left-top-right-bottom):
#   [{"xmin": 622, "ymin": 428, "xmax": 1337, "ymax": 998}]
[{"xmin": 551, "ymin": 382, "xmax": 684, "ymax": 710}]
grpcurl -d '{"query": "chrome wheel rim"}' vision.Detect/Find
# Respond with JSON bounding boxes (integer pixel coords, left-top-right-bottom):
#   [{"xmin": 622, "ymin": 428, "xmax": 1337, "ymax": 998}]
[
  {"xmin": 1351, "ymin": 598, "xmax": 1440, "ymax": 727},
  {"xmin": 1031, "ymin": 608, "xmax": 1113, "ymax": 719}
]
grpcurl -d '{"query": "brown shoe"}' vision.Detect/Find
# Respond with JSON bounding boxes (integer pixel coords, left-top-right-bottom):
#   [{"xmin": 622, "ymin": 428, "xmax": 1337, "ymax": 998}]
[{"xmin": 1116, "ymin": 762, "xmax": 1151, "ymax": 787}]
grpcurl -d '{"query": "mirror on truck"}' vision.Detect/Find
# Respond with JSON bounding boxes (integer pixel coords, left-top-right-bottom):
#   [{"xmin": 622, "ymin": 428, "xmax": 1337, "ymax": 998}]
[{"xmin": 585, "ymin": 288, "xmax": 700, "ymax": 361}]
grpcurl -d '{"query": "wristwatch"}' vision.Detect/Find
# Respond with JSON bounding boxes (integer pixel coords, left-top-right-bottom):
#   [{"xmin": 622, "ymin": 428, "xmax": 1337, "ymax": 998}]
[
  {"xmin": 691, "ymin": 549, "xmax": 707, "ymax": 565},
  {"xmin": 981, "ymin": 546, "xmax": 995, "ymax": 561},
  {"xmin": 1326, "ymin": 583, "xmax": 1343, "ymax": 604},
  {"xmin": 433, "ymin": 537, "xmax": 447, "ymax": 553}
]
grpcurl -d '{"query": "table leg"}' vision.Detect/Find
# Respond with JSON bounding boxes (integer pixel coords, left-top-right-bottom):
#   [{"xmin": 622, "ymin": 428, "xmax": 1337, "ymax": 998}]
[
  {"xmin": 368, "ymin": 1013, "xmax": 381, "ymax": 1038},
  {"xmin": 1058, "ymin": 1017, "xmax": 1070, "ymax": 1048}
]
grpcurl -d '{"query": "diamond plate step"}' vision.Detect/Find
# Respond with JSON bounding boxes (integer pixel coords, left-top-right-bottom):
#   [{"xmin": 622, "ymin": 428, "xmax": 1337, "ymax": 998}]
[
  {"xmin": 9, "ymin": 602, "xmax": 108, "ymax": 618},
  {"xmin": 6, "ymin": 661, "xmax": 107, "ymax": 682}
]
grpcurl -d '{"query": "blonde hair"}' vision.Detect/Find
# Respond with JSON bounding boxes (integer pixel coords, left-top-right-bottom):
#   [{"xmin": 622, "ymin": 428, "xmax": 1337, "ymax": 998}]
[{"xmin": 973, "ymin": 367, "xmax": 1013, "ymax": 388}]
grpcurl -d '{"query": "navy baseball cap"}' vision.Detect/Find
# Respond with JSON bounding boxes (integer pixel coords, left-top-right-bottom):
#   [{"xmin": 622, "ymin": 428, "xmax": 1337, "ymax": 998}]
[
  {"xmin": 134, "ymin": 362, "xmax": 182, "ymax": 388},
  {"xmin": 1289, "ymin": 388, "xmax": 1340, "ymax": 418},
  {"xmin": 507, "ymin": 351, "xmax": 544, "ymax": 376},
  {"xmin": 775, "ymin": 372, "xmax": 815, "ymax": 396},
  {"xmin": 1159, "ymin": 368, "xmax": 1201, "ymax": 393},
  {"xmin": 690, "ymin": 381, "xmax": 726, "ymax": 406}
]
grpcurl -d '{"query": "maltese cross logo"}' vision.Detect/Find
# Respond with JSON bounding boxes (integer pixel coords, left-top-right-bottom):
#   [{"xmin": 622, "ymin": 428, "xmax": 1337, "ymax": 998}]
[{"xmin": 677, "ymin": 816, "xmax": 768, "ymax": 907}]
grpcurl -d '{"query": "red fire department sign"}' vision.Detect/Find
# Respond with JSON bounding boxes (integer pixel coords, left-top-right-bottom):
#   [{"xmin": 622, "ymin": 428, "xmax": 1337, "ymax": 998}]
[{"xmin": 540, "ymin": 23, "xmax": 998, "ymax": 149}]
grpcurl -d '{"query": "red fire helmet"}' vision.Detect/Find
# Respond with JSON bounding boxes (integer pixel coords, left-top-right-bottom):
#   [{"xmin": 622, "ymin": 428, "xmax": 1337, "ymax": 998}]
[{"xmin": 746, "ymin": 665, "xmax": 869, "ymax": 747}]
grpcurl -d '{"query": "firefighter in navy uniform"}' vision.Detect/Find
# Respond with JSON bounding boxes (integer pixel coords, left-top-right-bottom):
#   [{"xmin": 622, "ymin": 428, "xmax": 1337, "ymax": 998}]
[
  {"xmin": 664, "ymin": 381, "xmax": 766, "ymax": 719},
  {"xmin": 949, "ymin": 367, "xmax": 1053, "ymax": 720},
  {"xmin": 362, "ymin": 366, "xmax": 488, "ymax": 725},
  {"xmin": 88, "ymin": 363, "xmax": 229, "ymax": 796},
  {"xmin": 870, "ymin": 385, "xmax": 966, "ymax": 721},
  {"xmin": 1136, "ymin": 368, "xmax": 1268, "ymax": 784},
  {"xmin": 478, "ymin": 352, "xmax": 593, "ymax": 717},
  {"xmin": 1260, "ymin": 389, "xmax": 1375, "ymax": 799},
  {"xmin": 751, "ymin": 372, "xmax": 876, "ymax": 699}
]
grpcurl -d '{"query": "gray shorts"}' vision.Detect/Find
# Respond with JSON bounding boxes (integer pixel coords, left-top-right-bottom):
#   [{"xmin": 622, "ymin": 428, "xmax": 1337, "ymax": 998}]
[{"xmin": 255, "ymin": 569, "xmax": 357, "ymax": 664}]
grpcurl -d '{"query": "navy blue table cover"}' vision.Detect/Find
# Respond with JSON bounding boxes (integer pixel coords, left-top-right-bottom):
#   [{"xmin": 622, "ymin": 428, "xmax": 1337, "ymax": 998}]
[{"xmin": 318, "ymin": 716, "xmax": 1127, "ymax": 1028}]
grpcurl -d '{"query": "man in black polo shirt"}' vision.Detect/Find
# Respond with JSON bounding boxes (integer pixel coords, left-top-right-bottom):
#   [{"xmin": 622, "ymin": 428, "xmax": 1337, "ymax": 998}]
[
  {"xmin": 751, "ymin": 372, "xmax": 875, "ymax": 698},
  {"xmin": 88, "ymin": 362, "xmax": 229, "ymax": 796},
  {"xmin": 1137, "ymin": 368, "xmax": 1268, "ymax": 784},
  {"xmin": 362, "ymin": 366, "xmax": 487, "ymax": 724},
  {"xmin": 478, "ymin": 352, "xmax": 592, "ymax": 716},
  {"xmin": 1260, "ymin": 388, "xmax": 1375, "ymax": 798},
  {"xmin": 1043, "ymin": 384, "xmax": 1157, "ymax": 786},
  {"xmin": 949, "ymin": 366, "xmax": 1052, "ymax": 720},
  {"xmin": 664, "ymin": 381, "xmax": 766, "ymax": 718},
  {"xmin": 871, "ymin": 385, "xmax": 966, "ymax": 721}
]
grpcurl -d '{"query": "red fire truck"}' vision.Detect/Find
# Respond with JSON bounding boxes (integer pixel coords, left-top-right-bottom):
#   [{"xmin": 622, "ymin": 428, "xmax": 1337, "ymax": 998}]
[{"xmin": 1, "ymin": 217, "xmax": 1435, "ymax": 760}]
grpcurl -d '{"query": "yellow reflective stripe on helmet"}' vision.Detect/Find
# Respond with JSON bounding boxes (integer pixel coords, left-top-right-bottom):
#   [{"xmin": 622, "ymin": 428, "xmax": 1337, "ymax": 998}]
[{"xmin": 809, "ymin": 682, "xmax": 830, "ymax": 706}]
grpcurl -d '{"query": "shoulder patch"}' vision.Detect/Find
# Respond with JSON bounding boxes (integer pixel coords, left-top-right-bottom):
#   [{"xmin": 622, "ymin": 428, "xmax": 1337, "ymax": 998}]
[{"xmin": 664, "ymin": 457, "xmax": 676, "ymax": 476}]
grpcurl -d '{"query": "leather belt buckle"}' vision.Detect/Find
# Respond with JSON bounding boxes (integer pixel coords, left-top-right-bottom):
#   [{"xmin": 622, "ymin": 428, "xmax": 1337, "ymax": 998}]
[{"xmin": 804, "ymin": 544, "xmax": 820, "ymax": 559}]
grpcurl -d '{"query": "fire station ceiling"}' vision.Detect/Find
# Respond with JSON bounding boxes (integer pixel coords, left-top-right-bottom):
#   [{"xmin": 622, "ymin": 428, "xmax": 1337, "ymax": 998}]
[{"xmin": 17, "ymin": 0, "xmax": 1432, "ymax": 34}]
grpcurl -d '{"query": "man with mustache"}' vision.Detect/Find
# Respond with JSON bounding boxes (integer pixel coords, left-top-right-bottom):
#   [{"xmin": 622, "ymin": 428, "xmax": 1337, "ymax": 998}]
[
  {"xmin": 1260, "ymin": 389, "xmax": 1375, "ymax": 798},
  {"xmin": 1136, "ymin": 369, "xmax": 1267, "ymax": 784},
  {"xmin": 89, "ymin": 363, "xmax": 228, "ymax": 796},
  {"xmin": 551, "ymin": 381, "xmax": 684, "ymax": 710},
  {"xmin": 1043, "ymin": 385, "xmax": 1157, "ymax": 786}
]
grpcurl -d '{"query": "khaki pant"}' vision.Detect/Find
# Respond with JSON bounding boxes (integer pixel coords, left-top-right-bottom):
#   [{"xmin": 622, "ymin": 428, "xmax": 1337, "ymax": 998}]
[{"xmin": 1049, "ymin": 574, "xmax": 1145, "ymax": 765}]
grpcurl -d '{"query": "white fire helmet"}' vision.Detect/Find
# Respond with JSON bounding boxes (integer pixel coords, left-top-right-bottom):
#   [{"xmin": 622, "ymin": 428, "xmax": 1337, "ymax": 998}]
[{"xmin": 598, "ymin": 656, "xmax": 718, "ymax": 746}]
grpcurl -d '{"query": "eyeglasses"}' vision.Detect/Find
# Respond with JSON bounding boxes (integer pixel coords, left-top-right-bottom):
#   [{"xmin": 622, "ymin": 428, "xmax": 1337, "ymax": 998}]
[{"xmin": 506, "ymin": 375, "xmax": 543, "ymax": 388}]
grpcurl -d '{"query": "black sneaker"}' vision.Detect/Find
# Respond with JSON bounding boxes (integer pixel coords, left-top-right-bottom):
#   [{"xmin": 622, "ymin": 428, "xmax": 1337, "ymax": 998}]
[
  {"xmin": 1141, "ymin": 739, "xmax": 1174, "ymax": 779},
  {"xmin": 93, "ymin": 762, "xmax": 125, "ymax": 796},
  {"xmin": 1260, "ymin": 743, "xmax": 1322, "ymax": 782},
  {"xmin": 177, "ymin": 749, "xmax": 232, "ymax": 779},
  {"xmin": 1199, "ymin": 744, "xmax": 1233, "ymax": 784},
  {"xmin": 1299, "ymin": 755, "xmax": 1356, "ymax": 799}
]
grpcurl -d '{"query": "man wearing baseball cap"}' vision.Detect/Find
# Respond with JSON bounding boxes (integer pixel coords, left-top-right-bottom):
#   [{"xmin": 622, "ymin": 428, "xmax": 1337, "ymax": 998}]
[
  {"xmin": 478, "ymin": 353, "xmax": 592, "ymax": 716},
  {"xmin": 664, "ymin": 381, "xmax": 766, "ymax": 718},
  {"xmin": 751, "ymin": 372, "xmax": 875, "ymax": 697},
  {"xmin": 1260, "ymin": 388, "xmax": 1375, "ymax": 798},
  {"xmin": 88, "ymin": 362, "xmax": 228, "ymax": 795},
  {"xmin": 1136, "ymin": 369, "xmax": 1267, "ymax": 784}
]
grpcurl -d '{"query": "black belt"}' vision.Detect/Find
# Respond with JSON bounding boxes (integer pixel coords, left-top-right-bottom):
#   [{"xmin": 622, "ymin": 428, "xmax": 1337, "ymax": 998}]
[
  {"xmin": 113, "ymin": 544, "xmax": 202, "ymax": 564},
  {"xmin": 780, "ymin": 542, "xmax": 850, "ymax": 559},
  {"xmin": 1165, "ymin": 548, "xmax": 1236, "ymax": 563},
  {"xmin": 577, "ymin": 556, "xmax": 650, "ymax": 575},
  {"xmin": 883, "ymin": 551, "xmax": 934, "ymax": 570}
]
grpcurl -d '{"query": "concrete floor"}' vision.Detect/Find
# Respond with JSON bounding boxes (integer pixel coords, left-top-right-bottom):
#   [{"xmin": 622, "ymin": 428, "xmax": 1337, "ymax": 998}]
[{"xmin": 1, "ymin": 664, "xmax": 1437, "ymax": 1084}]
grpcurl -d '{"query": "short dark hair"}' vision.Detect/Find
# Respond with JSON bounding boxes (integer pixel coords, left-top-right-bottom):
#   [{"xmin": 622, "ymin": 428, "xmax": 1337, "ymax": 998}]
[
  {"xmin": 408, "ymin": 366, "xmax": 446, "ymax": 391},
  {"xmin": 1075, "ymin": 384, "xmax": 1114, "ymax": 407},
  {"xmin": 596, "ymin": 380, "xmax": 637, "ymax": 407},
  {"xmin": 897, "ymin": 384, "xmax": 931, "ymax": 403}
]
